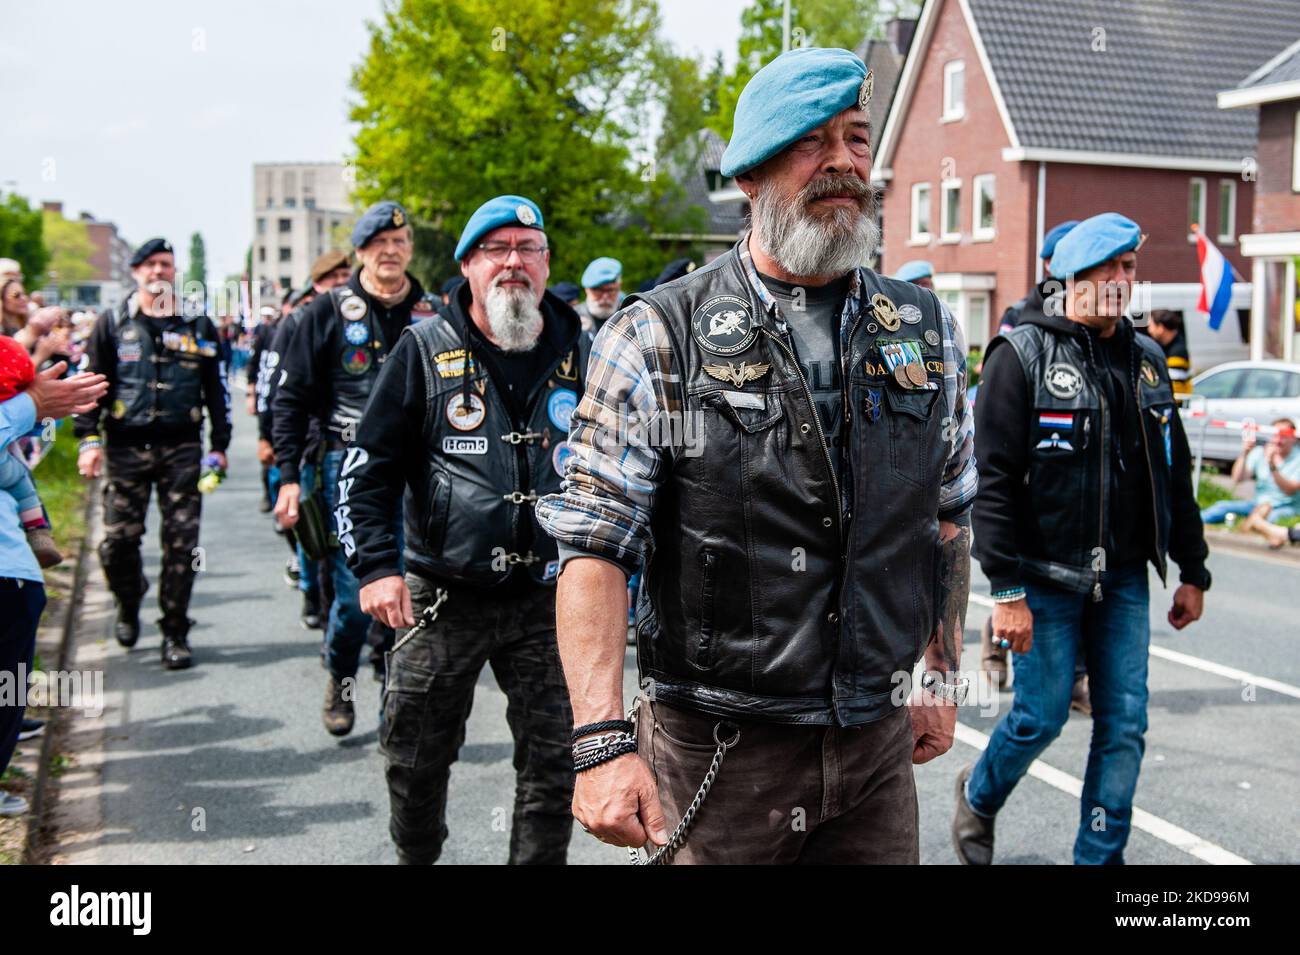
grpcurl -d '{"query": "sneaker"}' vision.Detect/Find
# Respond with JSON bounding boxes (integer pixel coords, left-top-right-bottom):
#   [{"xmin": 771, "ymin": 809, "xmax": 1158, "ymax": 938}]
[
  {"xmin": 283, "ymin": 555, "xmax": 301, "ymax": 588},
  {"xmin": 0, "ymin": 792, "xmax": 29, "ymax": 817},
  {"xmin": 26, "ymin": 527, "xmax": 63, "ymax": 568},
  {"xmin": 322, "ymin": 675, "xmax": 355, "ymax": 737},
  {"xmin": 301, "ymin": 592, "xmax": 322, "ymax": 630},
  {"xmin": 17, "ymin": 718, "xmax": 44, "ymax": 741}
]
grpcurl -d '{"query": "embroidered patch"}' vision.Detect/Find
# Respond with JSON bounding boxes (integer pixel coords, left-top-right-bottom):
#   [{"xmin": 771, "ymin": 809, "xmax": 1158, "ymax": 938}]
[
  {"xmin": 441, "ymin": 435, "xmax": 488, "ymax": 455},
  {"xmin": 690, "ymin": 295, "xmax": 755, "ymax": 355},
  {"xmin": 1044, "ymin": 362, "xmax": 1084, "ymax": 400},
  {"xmin": 547, "ymin": 388, "xmax": 578, "ymax": 431},
  {"xmin": 343, "ymin": 321, "xmax": 369, "ymax": 345},
  {"xmin": 117, "ymin": 342, "xmax": 142, "ymax": 363},
  {"xmin": 340, "ymin": 296, "xmax": 367, "ymax": 321},
  {"xmin": 1140, "ymin": 358, "xmax": 1160, "ymax": 388},
  {"xmin": 1038, "ymin": 412, "xmax": 1074, "ymax": 431},
  {"xmin": 552, "ymin": 440, "xmax": 574, "ymax": 478},
  {"xmin": 446, "ymin": 391, "xmax": 486, "ymax": 431},
  {"xmin": 434, "ymin": 348, "xmax": 475, "ymax": 379},
  {"xmin": 341, "ymin": 346, "xmax": 371, "ymax": 375}
]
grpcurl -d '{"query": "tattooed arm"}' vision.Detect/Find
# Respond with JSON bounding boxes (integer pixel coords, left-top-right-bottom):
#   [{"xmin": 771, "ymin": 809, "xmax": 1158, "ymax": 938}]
[{"xmin": 926, "ymin": 512, "xmax": 971, "ymax": 679}]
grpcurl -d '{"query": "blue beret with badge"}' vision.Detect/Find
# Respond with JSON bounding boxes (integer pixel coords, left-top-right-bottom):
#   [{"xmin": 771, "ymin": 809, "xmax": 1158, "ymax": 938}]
[
  {"xmin": 1040, "ymin": 220, "xmax": 1080, "ymax": 261},
  {"xmin": 895, "ymin": 260, "xmax": 933, "ymax": 283},
  {"xmin": 1048, "ymin": 213, "xmax": 1143, "ymax": 279},
  {"xmin": 454, "ymin": 195, "xmax": 544, "ymax": 262},
  {"xmin": 580, "ymin": 257, "xmax": 622, "ymax": 289},
  {"xmin": 130, "ymin": 237, "xmax": 174, "ymax": 267},
  {"xmin": 351, "ymin": 200, "xmax": 409, "ymax": 250},
  {"xmin": 720, "ymin": 47, "xmax": 871, "ymax": 178}
]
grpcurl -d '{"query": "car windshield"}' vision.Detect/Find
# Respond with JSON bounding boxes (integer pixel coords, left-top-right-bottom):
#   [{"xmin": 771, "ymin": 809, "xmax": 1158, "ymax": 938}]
[{"xmin": 1193, "ymin": 369, "xmax": 1244, "ymax": 399}]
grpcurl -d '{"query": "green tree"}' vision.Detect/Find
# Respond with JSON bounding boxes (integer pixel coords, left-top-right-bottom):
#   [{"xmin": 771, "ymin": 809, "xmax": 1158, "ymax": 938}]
[
  {"xmin": 188, "ymin": 232, "xmax": 207, "ymax": 288},
  {"xmin": 0, "ymin": 192, "xmax": 50, "ymax": 282},
  {"xmin": 349, "ymin": 0, "xmax": 703, "ymax": 287},
  {"xmin": 706, "ymin": 0, "xmax": 889, "ymax": 139},
  {"xmin": 42, "ymin": 209, "xmax": 96, "ymax": 296}
]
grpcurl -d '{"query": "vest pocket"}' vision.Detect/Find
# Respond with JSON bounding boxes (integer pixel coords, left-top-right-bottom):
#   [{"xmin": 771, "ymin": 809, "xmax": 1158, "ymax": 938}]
[
  {"xmin": 883, "ymin": 385, "xmax": 939, "ymax": 488},
  {"xmin": 690, "ymin": 547, "xmax": 717, "ymax": 670},
  {"xmin": 423, "ymin": 472, "xmax": 452, "ymax": 555}
]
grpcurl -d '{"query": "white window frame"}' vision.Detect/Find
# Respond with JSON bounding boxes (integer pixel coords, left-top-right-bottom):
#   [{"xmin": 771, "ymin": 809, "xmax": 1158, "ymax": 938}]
[
  {"xmin": 940, "ymin": 178, "xmax": 962, "ymax": 242},
  {"xmin": 910, "ymin": 182, "xmax": 932, "ymax": 244},
  {"xmin": 1217, "ymin": 178, "xmax": 1237, "ymax": 244},
  {"xmin": 972, "ymin": 174, "xmax": 996, "ymax": 241},
  {"xmin": 942, "ymin": 60, "xmax": 965, "ymax": 122},
  {"xmin": 1188, "ymin": 176, "xmax": 1206, "ymax": 242},
  {"xmin": 1293, "ymin": 111, "xmax": 1300, "ymax": 192}
]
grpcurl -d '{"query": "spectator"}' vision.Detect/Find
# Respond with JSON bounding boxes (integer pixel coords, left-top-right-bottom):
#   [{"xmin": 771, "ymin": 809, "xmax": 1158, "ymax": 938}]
[
  {"xmin": 0, "ymin": 337, "xmax": 61, "ymax": 567},
  {"xmin": 1144, "ymin": 309, "xmax": 1192, "ymax": 396},
  {"xmin": 1, "ymin": 363, "xmax": 107, "ymax": 816},
  {"xmin": 1201, "ymin": 418, "xmax": 1300, "ymax": 548}
]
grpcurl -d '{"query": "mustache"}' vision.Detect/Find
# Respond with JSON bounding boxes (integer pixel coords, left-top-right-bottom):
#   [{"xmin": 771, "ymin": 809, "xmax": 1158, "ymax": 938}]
[
  {"xmin": 491, "ymin": 269, "xmax": 534, "ymax": 292},
  {"xmin": 800, "ymin": 174, "xmax": 874, "ymax": 209}
]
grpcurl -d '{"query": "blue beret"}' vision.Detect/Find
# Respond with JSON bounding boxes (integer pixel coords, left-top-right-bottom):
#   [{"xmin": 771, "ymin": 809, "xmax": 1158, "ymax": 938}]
[
  {"xmin": 351, "ymin": 201, "xmax": 410, "ymax": 250},
  {"xmin": 1040, "ymin": 220, "xmax": 1079, "ymax": 261},
  {"xmin": 720, "ymin": 48, "xmax": 871, "ymax": 178},
  {"xmin": 580, "ymin": 257, "xmax": 622, "ymax": 288},
  {"xmin": 895, "ymin": 260, "xmax": 933, "ymax": 283},
  {"xmin": 454, "ymin": 195, "xmax": 544, "ymax": 262},
  {"xmin": 130, "ymin": 237, "xmax": 173, "ymax": 267},
  {"xmin": 1048, "ymin": 213, "xmax": 1143, "ymax": 279}
]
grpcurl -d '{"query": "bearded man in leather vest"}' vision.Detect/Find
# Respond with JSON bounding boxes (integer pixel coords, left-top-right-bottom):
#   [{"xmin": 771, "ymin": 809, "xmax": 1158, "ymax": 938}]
[
  {"xmin": 536, "ymin": 48, "xmax": 978, "ymax": 864},
  {"xmin": 345, "ymin": 195, "xmax": 588, "ymax": 865},
  {"xmin": 73, "ymin": 237, "xmax": 232, "ymax": 670}
]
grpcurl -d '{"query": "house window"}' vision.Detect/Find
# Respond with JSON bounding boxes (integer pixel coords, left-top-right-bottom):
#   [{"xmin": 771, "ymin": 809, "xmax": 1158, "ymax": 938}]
[
  {"xmin": 973, "ymin": 174, "xmax": 995, "ymax": 239},
  {"xmin": 1217, "ymin": 179, "xmax": 1236, "ymax": 243},
  {"xmin": 256, "ymin": 217, "xmax": 266, "ymax": 236},
  {"xmin": 1293, "ymin": 111, "xmax": 1300, "ymax": 192},
  {"xmin": 279, "ymin": 247, "xmax": 292, "ymax": 262},
  {"xmin": 941, "ymin": 179, "xmax": 962, "ymax": 241},
  {"xmin": 911, "ymin": 183, "xmax": 932, "ymax": 242},
  {"xmin": 280, "ymin": 276, "xmax": 291, "ymax": 291},
  {"xmin": 284, "ymin": 197, "xmax": 297, "ymax": 209},
  {"xmin": 257, "ymin": 246, "xmax": 266, "ymax": 263},
  {"xmin": 943, "ymin": 61, "xmax": 965, "ymax": 121},
  {"xmin": 279, "ymin": 218, "xmax": 292, "ymax": 233},
  {"xmin": 1188, "ymin": 177, "xmax": 1206, "ymax": 239}
]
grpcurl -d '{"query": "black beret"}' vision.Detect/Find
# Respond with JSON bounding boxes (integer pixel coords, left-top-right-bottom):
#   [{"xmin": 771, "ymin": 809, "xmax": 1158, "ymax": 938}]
[
  {"xmin": 352, "ymin": 201, "xmax": 409, "ymax": 250},
  {"xmin": 130, "ymin": 237, "xmax": 174, "ymax": 267},
  {"xmin": 548, "ymin": 281, "xmax": 581, "ymax": 304},
  {"xmin": 654, "ymin": 258, "xmax": 696, "ymax": 288}
]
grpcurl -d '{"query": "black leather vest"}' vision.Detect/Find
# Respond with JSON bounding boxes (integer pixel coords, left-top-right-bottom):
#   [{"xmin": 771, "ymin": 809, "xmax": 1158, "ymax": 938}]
[
  {"xmin": 633, "ymin": 245, "xmax": 949, "ymax": 726},
  {"xmin": 402, "ymin": 308, "xmax": 587, "ymax": 587},
  {"xmin": 324, "ymin": 285, "xmax": 424, "ymax": 438},
  {"xmin": 992, "ymin": 318, "xmax": 1176, "ymax": 596},
  {"xmin": 106, "ymin": 304, "xmax": 211, "ymax": 432}
]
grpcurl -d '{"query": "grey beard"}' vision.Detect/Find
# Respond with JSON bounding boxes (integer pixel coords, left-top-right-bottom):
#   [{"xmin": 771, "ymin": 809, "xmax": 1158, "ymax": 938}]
[
  {"xmin": 484, "ymin": 285, "xmax": 544, "ymax": 351},
  {"xmin": 585, "ymin": 297, "xmax": 617, "ymax": 321},
  {"xmin": 753, "ymin": 182, "xmax": 880, "ymax": 278}
]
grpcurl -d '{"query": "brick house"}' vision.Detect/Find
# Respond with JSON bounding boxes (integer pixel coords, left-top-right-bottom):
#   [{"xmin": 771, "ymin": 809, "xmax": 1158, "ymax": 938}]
[
  {"xmin": 1219, "ymin": 37, "xmax": 1300, "ymax": 363},
  {"xmin": 870, "ymin": 0, "xmax": 1300, "ymax": 361}
]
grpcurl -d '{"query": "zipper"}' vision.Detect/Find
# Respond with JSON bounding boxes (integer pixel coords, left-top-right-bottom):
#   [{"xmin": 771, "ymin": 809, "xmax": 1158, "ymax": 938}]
[{"xmin": 1094, "ymin": 390, "xmax": 1107, "ymax": 603}]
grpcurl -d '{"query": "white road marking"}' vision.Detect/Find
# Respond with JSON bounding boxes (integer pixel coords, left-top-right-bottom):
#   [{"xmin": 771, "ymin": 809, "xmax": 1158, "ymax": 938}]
[
  {"xmin": 967, "ymin": 593, "xmax": 1300, "ymax": 700},
  {"xmin": 953, "ymin": 723, "xmax": 1253, "ymax": 865}
]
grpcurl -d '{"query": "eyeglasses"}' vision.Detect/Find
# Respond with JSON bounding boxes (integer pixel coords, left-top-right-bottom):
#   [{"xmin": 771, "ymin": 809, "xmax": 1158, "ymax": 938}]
[{"xmin": 476, "ymin": 242, "xmax": 549, "ymax": 264}]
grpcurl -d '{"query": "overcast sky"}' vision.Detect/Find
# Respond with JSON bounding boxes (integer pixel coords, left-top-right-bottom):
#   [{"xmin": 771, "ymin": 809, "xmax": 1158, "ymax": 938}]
[{"xmin": 1, "ymin": 1, "xmax": 744, "ymax": 285}]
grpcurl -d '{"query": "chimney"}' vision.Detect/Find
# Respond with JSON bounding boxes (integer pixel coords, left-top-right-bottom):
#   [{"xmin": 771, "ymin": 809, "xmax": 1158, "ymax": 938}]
[
  {"xmin": 42, "ymin": 200, "xmax": 63, "ymax": 216},
  {"xmin": 887, "ymin": 18, "xmax": 917, "ymax": 56}
]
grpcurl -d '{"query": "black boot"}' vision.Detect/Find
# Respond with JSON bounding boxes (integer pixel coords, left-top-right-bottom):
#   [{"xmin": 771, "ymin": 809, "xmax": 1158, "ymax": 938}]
[
  {"xmin": 301, "ymin": 591, "xmax": 323, "ymax": 630},
  {"xmin": 952, "ymin": 764, "xmax": 996, "ymax": 865},
  {"xmin": 115, "ymin": 602, "xmax": 141, "ymax": 648},
  {"xmin": 160, "ymin": 617, "xmax": 195, "ymax": 671},
  {"xmin": 322, "ymin": 674, "xmax": 355, "ymax": 737}
]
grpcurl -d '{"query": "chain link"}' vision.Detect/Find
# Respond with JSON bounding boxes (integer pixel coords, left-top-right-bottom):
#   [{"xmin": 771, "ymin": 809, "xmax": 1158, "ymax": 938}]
[{"xmin": 389, "ymin": 587, "xmax": 448, "ymax": 655}]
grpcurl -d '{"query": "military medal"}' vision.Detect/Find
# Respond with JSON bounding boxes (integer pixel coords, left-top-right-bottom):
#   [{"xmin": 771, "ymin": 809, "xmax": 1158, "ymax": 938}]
[
  {"xmin": 924, "ymin": 329, "xmax": 940, "ymax": 347},
  {"xmin": 340, "ymin": 296, "xmax": 367, "ymax": 321},
  {"xmin": 905, "ymin": 362, "xmax": 928, "ymax": 388},
  {"xmin": 516, "ymin": 204, "xmax": 537, "ymax": 225},
  {"xmin": 872, "ymin": 293, "xmax": 900, "ymax": 332},
  {"xmin": 703, "ymin": 361, "xmax": 771, "ymax": 388},
  {"xmin": 858, "ymin": 71, "xmax": 874, "ymax": 110}
]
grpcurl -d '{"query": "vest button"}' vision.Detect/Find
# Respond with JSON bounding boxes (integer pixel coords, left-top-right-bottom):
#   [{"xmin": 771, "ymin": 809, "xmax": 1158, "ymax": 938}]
[
  {"xmin": 827, "ymin": 612, "xmax": 839, "ymax": 625},
  {"xmin": 821, "ymin": 516, "xmax": 833, "ymax": 528},
  {"xmin": 799, "ymin": 422, "xmax": 811, "ymax": 434}
]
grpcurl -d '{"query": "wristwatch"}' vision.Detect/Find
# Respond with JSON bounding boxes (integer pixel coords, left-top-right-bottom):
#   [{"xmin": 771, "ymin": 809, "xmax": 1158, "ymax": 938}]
[{"xmin": 921, "ymin": 672, "xmax": 970, "ymax": 705}]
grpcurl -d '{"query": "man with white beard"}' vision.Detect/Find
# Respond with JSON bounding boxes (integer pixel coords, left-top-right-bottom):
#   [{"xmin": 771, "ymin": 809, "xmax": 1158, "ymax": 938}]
[
  {"xmin": 535, "ymin": 48, "xmax": 977, "ymax": 864},
  {"xmin": 574, "ymin": 256, "xmax": 623, "ymax": 338},
  {"xmin": 343, "ymin": 195, "xmax": 589, "ymax": 864}
]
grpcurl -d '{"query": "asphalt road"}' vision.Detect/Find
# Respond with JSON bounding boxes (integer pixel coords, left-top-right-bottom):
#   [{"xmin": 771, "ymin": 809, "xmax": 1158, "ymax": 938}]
[{"xmin": 56, "ymin": 384, "xmax": 1300, "ymax": 865}]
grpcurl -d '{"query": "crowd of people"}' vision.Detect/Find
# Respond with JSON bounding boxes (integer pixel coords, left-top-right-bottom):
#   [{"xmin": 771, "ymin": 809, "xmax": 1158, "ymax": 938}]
[{"xmin": 0, "ymin": 45, "xmax": 1294, "ymax": 863}]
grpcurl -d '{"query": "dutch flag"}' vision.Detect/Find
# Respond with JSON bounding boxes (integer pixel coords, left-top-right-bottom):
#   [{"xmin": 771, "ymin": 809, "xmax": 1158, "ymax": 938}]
[{"xmin": 1193, "ymin": 225, "xmax": 1233, "ymax": 332}]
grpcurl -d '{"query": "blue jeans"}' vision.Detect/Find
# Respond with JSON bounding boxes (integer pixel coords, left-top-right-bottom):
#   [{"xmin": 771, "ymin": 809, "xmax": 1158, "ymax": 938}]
[
  {"xmin": 267, "ymin": 464, "xmax": 319, "ymax": 598},
  {"xmin": 966, "ymin": 563, "xmax": 1151, "ymax": 865},
  {"xmin": 321, "ymin": 450, "xmax": 370, "ymax": 681},
  {"xmin": 1201, "ymin": 499, "xmax": 1296, "ymax": 523}
]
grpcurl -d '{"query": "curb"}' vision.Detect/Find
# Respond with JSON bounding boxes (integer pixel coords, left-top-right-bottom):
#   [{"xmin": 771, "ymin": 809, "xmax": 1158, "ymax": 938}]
[
  {"xmin": 1205, "ymin": 527, "xmax": 1300, "ymax": 564},
  {"xmin": 21, "ymin": 477, "xmax": 97, "ymax": 864}
]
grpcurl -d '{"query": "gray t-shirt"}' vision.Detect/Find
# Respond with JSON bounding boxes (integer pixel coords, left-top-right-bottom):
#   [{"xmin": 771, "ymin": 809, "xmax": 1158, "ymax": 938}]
[{"xmin": 758, "ymin": 272, "xmax": 851, "ymax": 475}]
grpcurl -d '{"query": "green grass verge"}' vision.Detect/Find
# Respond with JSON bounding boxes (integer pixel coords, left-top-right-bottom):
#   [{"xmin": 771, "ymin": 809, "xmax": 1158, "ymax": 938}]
[{"xmin": 30, "ymin": 420, "xmax": 88, "ymax": 553}]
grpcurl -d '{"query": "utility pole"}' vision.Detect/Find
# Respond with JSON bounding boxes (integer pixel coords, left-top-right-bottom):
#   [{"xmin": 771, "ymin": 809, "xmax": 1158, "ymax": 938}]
[{"xmin": 783, "ymin": 0, "xmax": 791, "ymax": 52}]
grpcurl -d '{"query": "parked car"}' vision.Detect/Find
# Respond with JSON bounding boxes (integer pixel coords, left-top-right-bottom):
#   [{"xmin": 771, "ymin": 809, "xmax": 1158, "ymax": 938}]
[{"xmin": 1180, "ymin": 360, "xmax": 1300, "ymax": 465}]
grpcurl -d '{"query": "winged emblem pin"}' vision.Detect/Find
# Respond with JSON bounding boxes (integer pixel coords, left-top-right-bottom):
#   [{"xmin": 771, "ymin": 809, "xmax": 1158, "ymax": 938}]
[{"xmin": 703, "ymin": 361, "xmax": 772, "ymax": 388}]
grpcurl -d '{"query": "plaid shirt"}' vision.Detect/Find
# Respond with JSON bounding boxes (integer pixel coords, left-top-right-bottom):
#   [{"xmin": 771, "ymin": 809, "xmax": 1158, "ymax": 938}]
[{"xmin": 535, "ymin": 238, "xmax": 977, "ymax": 575}]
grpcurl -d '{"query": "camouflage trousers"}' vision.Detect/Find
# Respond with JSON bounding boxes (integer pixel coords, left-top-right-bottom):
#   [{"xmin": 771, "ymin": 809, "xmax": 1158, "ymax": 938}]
[
  {"xmin": 99, "ymin": 442, "xmax": 202, "ymax": 632},
  {"xmin": 383, "ymin": 573, "xmax": 574, "ymax": 865}
]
